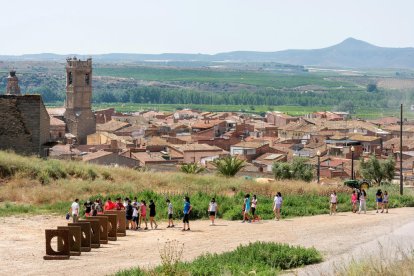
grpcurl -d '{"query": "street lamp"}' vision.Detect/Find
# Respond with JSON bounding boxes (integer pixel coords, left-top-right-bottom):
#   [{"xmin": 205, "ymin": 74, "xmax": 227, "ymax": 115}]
[
  {"xmin": 317, "ymin": 150, "xmax": 321, "ymax": 184},
  {"xmin": 351, "ymin": 146, "xmax": 355, "ymax": 180}
]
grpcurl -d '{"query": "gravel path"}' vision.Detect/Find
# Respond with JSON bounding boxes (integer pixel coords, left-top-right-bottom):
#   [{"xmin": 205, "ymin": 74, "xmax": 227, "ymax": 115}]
[{"xmin": 0, "ymin": 208, "xmax": 413, "ymax": 275}]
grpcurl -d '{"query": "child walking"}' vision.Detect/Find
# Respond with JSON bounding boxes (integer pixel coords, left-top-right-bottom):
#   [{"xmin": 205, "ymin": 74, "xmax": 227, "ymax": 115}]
[
  {"xmin": 208, "ymin": 198, "xmax": 218, "ymax": 226},
  {"xmin": 351, "ymin": 190, "xmax": 358, "ymax": 213},
  {"xmin": 139, "ymin": 200, "xmax": 148, "ymax": 230},
  {"xmin": 383, "ymin": 191, "xmax": 389, "ymax": 213},
  {"xmin": 273, "ymin": 192, "xmax": 283, "ymax": 221},
  {"xmin": 242, "ymin": 194, "xmax": 251, "ymax": 223},
  {"xmin": 330, "ymin": 191, "xmax": 337, "ymax": 215},
  {"xmin": 132, "ymin": 202, "xmax": 139, "ymax": 230},
  {"xmin": 251, "ymin": 195, "xmax": 258, "ymax": 221},
  {"xmin": 166, "ymin": 199, "xmax": 174, "ymax": 228},
  {"xmin": 182, "ymin": 196, "xmax": 192, "ymax": 231},
  {"xmin": 376, "ymin": 189, "xmax": 384, "ymax": 213}
]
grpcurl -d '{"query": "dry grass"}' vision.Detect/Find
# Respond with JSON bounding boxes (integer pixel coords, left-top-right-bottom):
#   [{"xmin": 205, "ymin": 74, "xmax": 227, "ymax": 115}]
[
  {"xmin": 0, "ymin": 150, "xmax": 350, "ymax": 205},
  {"xmin": 336, "ymin": 252, "xmax": 414, "ymax": 276}
]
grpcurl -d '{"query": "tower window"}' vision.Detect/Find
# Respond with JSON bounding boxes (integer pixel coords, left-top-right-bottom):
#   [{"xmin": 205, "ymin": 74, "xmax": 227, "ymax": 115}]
[
  {"xmin": 85, "ymin": 73, "xmax": 90, "ymax": 85},
  {"xmin": 68, "ymin": 72, "xmax": 72, "ymax": 85}
]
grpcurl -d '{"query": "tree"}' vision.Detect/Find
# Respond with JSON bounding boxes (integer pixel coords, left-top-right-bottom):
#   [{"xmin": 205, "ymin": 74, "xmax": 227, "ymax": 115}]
[
  {"xmin": 359, "ymin": 155, "xmax": 395, "ymax": 185},
  {"xmin": 180, "ymin": 163, "xmax": 205, "ymax": 174},
  {"xmin": 272, "ymin": 158, "xmax": 314, "ymax": 182},
  {"xmin": 367, "ymin": 83, "xmax": 378, "ymax": 93},
  {"xmin": 272, "ymin": 162, "xmax": 292, "ymax": 180},
  {"xmin": 212, "ymin": 156, "xmax": 245, "ymax": 177}
]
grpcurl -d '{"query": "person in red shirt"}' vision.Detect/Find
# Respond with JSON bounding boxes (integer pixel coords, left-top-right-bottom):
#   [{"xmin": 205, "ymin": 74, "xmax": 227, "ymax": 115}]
[
  {"xmin": 104, "ymin": 197, "xmax": 116, "ymax": 211},
  {"xmin": 116, "ymin": 197, "xmax": 125, "ymax": 210}
]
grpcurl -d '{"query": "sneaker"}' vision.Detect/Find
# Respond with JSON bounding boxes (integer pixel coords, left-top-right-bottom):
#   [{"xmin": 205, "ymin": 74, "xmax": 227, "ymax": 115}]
[
  {"xmin": 182, "ymin": 229, "xmax": 186, "ymax": 232},
  {"xmin": 171, "ymin": 225, "xmax": 175, "ymax": 228},
  {"xmin": 186, "ymin": 228, "xmax": 190, "ymax": 231},
  {"xmin": 167, "ymin": 226, "xmax": 171, "ymax": 228},
  {"xmin": 155, "ymin": 225, "xmax": 158, "ymax": 229},
  {"xmin": 144, "ymin": 227, "xmax": 148, "ymax": 230},
  {"xmin": 381, "ymin": 211, "xmax": 384, "ymax": 213}
]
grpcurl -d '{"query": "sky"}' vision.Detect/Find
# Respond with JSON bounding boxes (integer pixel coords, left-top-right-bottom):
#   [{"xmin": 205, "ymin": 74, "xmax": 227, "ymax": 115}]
[{"xmin": 1, "ymin": 0, "xmax": 413, "ymax": 55}]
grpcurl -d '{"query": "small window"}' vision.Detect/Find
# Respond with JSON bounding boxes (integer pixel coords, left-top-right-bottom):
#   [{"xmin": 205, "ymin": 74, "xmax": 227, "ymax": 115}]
[
  {"xmin": 85, "ymin": 73, "xmax": 90, "ymax": 85},
  {"xmin": 68, "ymin": 72, "xmax": 72, "ymax": 85}
]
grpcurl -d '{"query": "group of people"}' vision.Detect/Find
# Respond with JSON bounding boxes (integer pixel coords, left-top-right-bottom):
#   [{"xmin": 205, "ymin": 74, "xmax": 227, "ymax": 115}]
[
  {"xmin": 329, "ymin": 189, "xmax": 390, "ymax": 215},
  {"xmin": 69, "ymin": 196, "xmax": 194, "ymax": 231},
  {"xmin": 241, "ymin": 192, "xmax": 283, "ymax": 223},
  {"xmin": 69, "ymin": 189, "xmax": 389, "ymax": 228}
]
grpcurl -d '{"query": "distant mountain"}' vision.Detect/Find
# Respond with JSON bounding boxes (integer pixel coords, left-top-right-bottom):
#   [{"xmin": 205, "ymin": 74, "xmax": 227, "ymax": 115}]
[{"xmin": 1, "ymin": 38, "xmax": 414, "ymax": 68}]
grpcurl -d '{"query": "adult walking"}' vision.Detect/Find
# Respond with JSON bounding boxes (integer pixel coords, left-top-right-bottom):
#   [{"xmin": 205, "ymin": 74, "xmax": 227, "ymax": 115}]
[
  {"xmin": 69, "ymin": 198, "xmax": 80, "ymax": 223},
  {"xmin": 208, "ymin": 198, "xmax": 218, "ymax": 226},
  {"xmin": 273, "ymin": 192, "xmax": 283, "ymax": 221},
  {"xmin": 149, "ymin": 199, "xmax": 158, "ymax": 229},
  {"xmin": 182, "ymin": 196, "xmax": 192, "ymax": 231},
  {"xmin": 358, "ymin": 189, "xmax": 367, "ymax": 214}
]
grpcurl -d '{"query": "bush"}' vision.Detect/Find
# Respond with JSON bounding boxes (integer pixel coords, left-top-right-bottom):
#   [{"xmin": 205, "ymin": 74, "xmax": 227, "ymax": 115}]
[{"xmin": 117, "ymin": 242, "xmax": 322, "ymax": 275}]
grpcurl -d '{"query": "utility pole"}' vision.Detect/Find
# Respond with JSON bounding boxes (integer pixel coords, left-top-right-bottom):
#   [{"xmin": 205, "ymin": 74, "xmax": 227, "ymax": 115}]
[{"xmin": 400, "ymin": 104, "xmax": 403, "ymax": 195}]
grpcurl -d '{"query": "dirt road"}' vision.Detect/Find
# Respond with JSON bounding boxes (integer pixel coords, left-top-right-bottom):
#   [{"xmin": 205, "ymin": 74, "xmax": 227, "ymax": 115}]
[{"xmin": 1, "ymin": 208, "xmax": 413, "ymax": 276}]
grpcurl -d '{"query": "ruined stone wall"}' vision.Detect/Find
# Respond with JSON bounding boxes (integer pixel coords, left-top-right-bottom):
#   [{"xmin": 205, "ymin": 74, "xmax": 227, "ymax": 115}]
[{"xmin": 0, "ymin": 95, "xmax": 50, "ymax": 156}]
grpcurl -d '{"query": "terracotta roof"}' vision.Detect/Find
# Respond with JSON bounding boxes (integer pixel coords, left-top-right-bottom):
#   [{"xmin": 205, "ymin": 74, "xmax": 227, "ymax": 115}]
[
  {"xmin": 349, "ymin": 135, "xmax": 381, "ymax": 142},
  {"xmin": 232, "ymin": 141, "xmax": 268, "ymax": 149},
  {"xmin": 369, "ymin": 117, "xmax": 399, "ymax": 126},
  {"xmin": 191, "ymin": 120, "xmax": 224, "ymax": 129},
  {"xmin": 50, "ymin": 117, "xmax": 66, "ymax": 126},
  {"xmin": 82, "ymin": 150, "xmax": 113, "ymax": 162},
  {"xmin": 97, "ymin": 120, "xmax": 130, "ymax": 132},
  {"xmin": 170, "ymin": 144, "xmax": 223, "ymax": 152}
]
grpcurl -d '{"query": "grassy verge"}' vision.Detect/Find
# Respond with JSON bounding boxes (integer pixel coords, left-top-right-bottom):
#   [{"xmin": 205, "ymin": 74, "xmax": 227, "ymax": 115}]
[
  {"xmin": 1, "ymin": 151, "xmax": 413, "ymax": 218},
  {"xmin": 116, "ymin": 241, "xmax": 322, "ymax": 276}
]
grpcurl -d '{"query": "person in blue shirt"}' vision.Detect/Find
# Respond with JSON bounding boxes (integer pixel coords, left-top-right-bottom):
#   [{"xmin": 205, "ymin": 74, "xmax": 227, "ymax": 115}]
[
  {"xmin": 243, "ymin": 194, "xmax": 251, "ymax": 223},
  {"xmin": 182, "ymin": 196, "xmax": 192, "ymax": 231}
]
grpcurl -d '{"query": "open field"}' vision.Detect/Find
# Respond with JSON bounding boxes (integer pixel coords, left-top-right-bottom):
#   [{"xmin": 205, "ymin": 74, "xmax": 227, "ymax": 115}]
[
  {"xmin": 43, "ymin": 102, "xmax": 414, "ymax": 119},
  {"xmin": 1, "ymin": 208, "xmax": 413, "ymax": 276}
]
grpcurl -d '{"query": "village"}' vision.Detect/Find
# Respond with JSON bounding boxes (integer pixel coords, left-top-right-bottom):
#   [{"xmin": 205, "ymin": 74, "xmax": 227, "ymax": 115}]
[{"xmin": 1, "ymin": 57, "xmax": 414, "ymax": 184}]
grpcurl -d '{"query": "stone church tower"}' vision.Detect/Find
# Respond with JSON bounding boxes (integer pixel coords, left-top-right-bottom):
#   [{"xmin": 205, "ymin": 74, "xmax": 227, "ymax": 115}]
[
  {"xmin": 6, "ymin": 71, "xmax": 21, "ymax": 95},
  {"xmin": 63, "ymin": 57, "xmax": 96, "ymax": 144}
]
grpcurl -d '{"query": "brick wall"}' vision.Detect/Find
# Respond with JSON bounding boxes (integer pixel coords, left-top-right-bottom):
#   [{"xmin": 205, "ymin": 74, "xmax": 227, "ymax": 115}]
[{"xmin": 0, "ymin": 95, "xmax": 50, "ymax": 156}]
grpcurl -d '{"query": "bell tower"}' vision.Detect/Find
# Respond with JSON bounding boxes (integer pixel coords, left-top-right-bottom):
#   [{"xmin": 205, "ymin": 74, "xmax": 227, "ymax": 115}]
[
  {"xmin": 6, "ymin": 71, "xmax": 21, "ymax": 95},
  {"xmin": 63, "ymin": 57, "xmax": 96, "ymax": 144}
]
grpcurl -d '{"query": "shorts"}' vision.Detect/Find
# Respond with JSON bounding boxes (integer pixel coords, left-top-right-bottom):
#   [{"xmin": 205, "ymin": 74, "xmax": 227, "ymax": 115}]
[
  {"xmin": 150, "ymin": 212, "xmax": 156, "ymax": 218},
  {"xmin": 376, "ymin": 199, "xmax": 383, "ymax": 203},
  {"xmin": 209, "ymin": 211, "xmax": 216, "ymax": 216},
  {"xmin": 276, "ymin": 204, "xmax": 282, "ymax": 209},
  {"xmin": 183, "ymin": 213, "xmax": 189, "ymax": 223},
  {"xmin": 383, "ymin": 201, "xmax": 389, "ymax": 204},
  {"xmin": 132, "ymin": 216, "xmax": 138, "ymax": 223},
  {"xmin": 168, "ymin": 214, "xmax": 173, "ymax": 219},
  {"xmin": 141, "ymin": 213, "xmax": 146, "ymax": 218},
  {"xmin": 126, "ymin": 216, "xmax": 133, "ymax": 221}
]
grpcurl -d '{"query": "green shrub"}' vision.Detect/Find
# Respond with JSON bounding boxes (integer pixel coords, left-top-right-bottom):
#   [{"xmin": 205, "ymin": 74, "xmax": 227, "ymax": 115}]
[{"xmin": 117, "ymin": 242, "xmax": 322, "ymax": 275}]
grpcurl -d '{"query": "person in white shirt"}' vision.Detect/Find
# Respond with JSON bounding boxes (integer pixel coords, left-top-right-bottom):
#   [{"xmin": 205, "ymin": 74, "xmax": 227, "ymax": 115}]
[
  {"xmin": 69, "ymin": 199, "xmax": 80, "ymax": 223},
  {"xmin": 208, "ymin": 198, "xmax": 218, "ymax": 226},
  {"xmin": 330, "ymin": 191, "xmax": 337, "ymax": 215},
  {"xmin": 273, "ymin": 192, "xmax": 283, "ymax": 221},
  {"xmin": 166, "ymin": 199, "xmax": 174, "ymax": 228}
]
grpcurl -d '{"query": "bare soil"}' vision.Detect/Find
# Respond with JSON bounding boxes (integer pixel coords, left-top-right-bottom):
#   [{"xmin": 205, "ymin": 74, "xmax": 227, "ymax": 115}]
[{"xmin": 1, "ymin": 208, "xmax": 414, "ymax": 276}]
